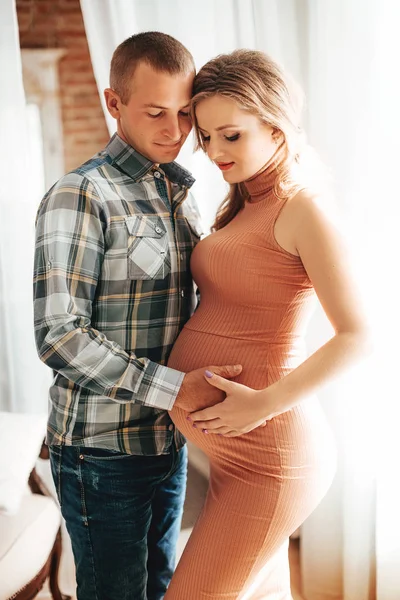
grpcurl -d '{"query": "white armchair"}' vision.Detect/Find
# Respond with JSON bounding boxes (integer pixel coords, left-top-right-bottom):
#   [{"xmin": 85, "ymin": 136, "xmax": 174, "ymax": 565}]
[{"xmin": 0, "ymin": 412, "xmax": 69, "ymax": 600}]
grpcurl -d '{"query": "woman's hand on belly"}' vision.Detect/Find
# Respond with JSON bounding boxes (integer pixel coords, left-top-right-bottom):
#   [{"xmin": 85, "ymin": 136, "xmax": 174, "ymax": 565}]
[
  {"xmin": 172, "ymin": 364, "xmax": 243, "ymax": 412},
  {"xmin": 188, "ymin": 371, "xmax": 282, "ymax": 436}
]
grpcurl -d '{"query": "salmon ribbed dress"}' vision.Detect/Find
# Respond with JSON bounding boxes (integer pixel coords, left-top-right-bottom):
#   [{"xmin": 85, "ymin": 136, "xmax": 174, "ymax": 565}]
[{"xmin": 165, "ymin": 164, "xmax": 337, "ymax": 600}]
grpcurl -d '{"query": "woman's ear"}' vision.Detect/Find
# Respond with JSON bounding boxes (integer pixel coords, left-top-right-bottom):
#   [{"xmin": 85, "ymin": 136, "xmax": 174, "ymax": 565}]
[
  {"xmin": 104, "ymin": 88, "xmax": 121, "ymax": 119},
  {"xmin": 271, "ymin": 128, "xmax": 282, "ymax": 144}
]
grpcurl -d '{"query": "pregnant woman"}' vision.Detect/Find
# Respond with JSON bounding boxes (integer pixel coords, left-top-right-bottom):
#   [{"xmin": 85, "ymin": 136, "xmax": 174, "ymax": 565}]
[{"xmin": 165, "ymin": 50, "xmax": 370, "ymax": 599}]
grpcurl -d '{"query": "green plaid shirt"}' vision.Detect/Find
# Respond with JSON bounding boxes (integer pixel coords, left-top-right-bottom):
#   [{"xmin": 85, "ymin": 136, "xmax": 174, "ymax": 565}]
[{"xmin": 34, "ymin": 133, "xmax": 202, "ymax": 455}]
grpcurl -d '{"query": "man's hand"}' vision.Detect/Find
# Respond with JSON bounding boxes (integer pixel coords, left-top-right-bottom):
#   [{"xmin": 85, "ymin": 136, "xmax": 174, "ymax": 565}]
[{"xmin": 173, "ymin": 364, "xmax": 242, "ymax": 412}]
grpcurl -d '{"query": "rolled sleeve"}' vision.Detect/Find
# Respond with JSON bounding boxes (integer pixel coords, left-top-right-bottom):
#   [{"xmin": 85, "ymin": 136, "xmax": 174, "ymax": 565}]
[{"xmin": 137, "ymin": 363, "xmax": 185, "ymax": 410}]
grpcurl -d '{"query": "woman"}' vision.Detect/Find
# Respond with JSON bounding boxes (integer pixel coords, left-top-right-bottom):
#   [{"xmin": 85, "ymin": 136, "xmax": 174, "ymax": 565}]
[{"xmin": 165, "ymin": 50, "xmax": 370, "ymax": 599}]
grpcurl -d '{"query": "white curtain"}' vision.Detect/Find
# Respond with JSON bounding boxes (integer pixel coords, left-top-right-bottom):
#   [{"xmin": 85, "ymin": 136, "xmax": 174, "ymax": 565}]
[
  {"xmin": 80, "ymin": 2, "xmax": 398, "ymax": 598},
  {"xmin": 302, "ymin": 2, "xmax": 399, "ymax": 599},
  {"xmin": 0, "ymin": 0, "xmax": 51, "ymax": 413}
]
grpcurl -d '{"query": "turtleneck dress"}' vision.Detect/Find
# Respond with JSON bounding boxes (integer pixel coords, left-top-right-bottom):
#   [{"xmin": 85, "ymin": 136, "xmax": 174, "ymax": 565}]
[{"xmin": 165, "ymin": 164, "xmax": 337, "ymax": 600}]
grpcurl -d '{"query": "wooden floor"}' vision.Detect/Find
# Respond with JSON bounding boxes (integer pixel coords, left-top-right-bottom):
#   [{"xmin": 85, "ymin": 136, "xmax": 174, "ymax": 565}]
[{"xmin": 38, "ymin": 461, "xmax": 304, "ymax": 599}]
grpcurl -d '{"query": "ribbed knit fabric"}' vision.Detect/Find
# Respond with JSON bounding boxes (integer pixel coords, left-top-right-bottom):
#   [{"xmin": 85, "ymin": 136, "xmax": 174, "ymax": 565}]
[{"xmin": 166, "ymin": 163, "xmax": 337, "ymax": 599}]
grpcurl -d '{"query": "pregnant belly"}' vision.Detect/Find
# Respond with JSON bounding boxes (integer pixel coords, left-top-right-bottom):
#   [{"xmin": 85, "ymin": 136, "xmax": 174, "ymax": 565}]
[
  {"xmin": 168, "ymin": 326, "xmax": 272, "ymax": 387},
  {"xmin": 168, "ymin": 326, "xmax": 270, "ymax": 419},
  {"xmin": 169, "ymin": 327, "xmax": 335, "ymax": 480},
  {"xmin": 168, "ymin": 325, "xmax": 302, "ymax": 389}
]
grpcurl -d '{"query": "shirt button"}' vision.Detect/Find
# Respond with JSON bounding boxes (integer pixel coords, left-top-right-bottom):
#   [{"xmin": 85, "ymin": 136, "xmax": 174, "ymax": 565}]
[
  {"xmin": 180, "ymin": 253, "xmax": 184, "ymax": 260},
  {"xmin": 181, "ymin": 290, "xmax": 185, "ymax": 297},
  {"xmin": 154, "ymin": 171, "xmax": 161, "ymax": 178},
  {"xmin": 168, "ymin": 424, "xmax": 174, "ymax": 431},
  {"xmin": 155, "ymin": 226, "xmax": 162, "ymax": 234}
]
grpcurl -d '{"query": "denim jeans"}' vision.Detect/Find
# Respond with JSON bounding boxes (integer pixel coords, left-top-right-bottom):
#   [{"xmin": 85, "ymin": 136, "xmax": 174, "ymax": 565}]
[{"xmin": 49, "ymin": 443, "xmax": 187, "ymax": 600}]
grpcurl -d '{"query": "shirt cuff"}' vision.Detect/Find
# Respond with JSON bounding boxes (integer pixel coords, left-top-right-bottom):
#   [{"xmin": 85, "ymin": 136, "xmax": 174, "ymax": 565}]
[{"xmin": 139, "ymin": 362, "xmax": 185, "ymax": 410}]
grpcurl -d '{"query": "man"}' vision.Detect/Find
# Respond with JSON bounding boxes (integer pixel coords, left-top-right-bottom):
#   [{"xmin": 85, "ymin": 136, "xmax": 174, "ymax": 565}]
[{"xmin": 33, "ymin": 32, "xmax": 241, "ymax": 600}]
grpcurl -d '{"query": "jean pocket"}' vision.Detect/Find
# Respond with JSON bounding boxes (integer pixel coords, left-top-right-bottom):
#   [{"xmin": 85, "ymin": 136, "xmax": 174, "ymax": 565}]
[
  {"xmin": 125, "ymin": 215, "xmax": 171, "ymax": 280},
  {"xmin": 49, "ymin": 445, "xmax": 63, "ymax": 507},
  {"xmin": 79, "ymin": 446, "xmax": 131, "ymax": 461}
]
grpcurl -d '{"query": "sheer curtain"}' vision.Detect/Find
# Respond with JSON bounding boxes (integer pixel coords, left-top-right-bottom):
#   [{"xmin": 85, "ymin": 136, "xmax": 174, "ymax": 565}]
[
  {"xmin": 0, "ymin": 0, "xmax": 51, "ymax": 413},
  {"xmin": 80, "ymin": 1, "xmax": 398, "ymax": 598},
  {"xmin": 302, "ymin": 2, "xmax": 399, "ymax": 599}
]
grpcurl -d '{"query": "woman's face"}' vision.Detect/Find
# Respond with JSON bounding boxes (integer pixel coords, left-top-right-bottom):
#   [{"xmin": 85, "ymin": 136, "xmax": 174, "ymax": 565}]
[{"xmin": 195, "ymin": 94, "xmax": 278, "ymax": 183}]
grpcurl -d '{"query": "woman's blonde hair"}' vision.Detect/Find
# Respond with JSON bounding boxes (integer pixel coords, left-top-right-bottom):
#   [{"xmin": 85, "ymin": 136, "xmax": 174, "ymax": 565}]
[{"xmin": 191, "ymin": 49, "xmax": 324, "ymax": 231}]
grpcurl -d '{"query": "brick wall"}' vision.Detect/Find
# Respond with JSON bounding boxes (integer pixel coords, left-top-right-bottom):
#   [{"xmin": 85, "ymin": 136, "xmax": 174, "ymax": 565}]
[{"xmin": 16, "ymin": 0, "xmax": 109, "ymax": 172}]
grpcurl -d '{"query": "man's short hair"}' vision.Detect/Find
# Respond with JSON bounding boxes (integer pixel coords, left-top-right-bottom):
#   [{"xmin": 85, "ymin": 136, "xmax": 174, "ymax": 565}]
[{"xmin": 110, "ymin": 31, "xmax": 195, "ymax": 104}]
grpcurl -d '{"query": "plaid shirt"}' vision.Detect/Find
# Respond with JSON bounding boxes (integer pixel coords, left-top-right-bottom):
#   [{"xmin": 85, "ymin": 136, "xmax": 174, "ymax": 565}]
[{"xmin": 34, "ymin": 133, "xmax": 202, "ymax": 455}]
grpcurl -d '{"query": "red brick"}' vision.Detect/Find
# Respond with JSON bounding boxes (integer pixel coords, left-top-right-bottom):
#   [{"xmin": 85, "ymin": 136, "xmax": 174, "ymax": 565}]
[
  {"xmin": 64, "ymin": 117, "xmax": 107, "ymax": 132},
  {"xmin": 63, "ymin": 58, "xmax": 91, "ymax": 70},
  {"xmin": 16, "ymin": 0, "xmax": 108, "ymax": 172},
  {"xmin": 62, "ymin": 72, "xmax": 98, "ymax": 86},
  {"xmin": 61, "ymin": 96, "xmax": 104, "ymax": 109},
  {"xmin": 63, "ymin": 105, "xmax": 103, "ymax": 119},
  {"xmin": 55, "ymin": 14, "xmax": 85, "ymax": 31},
  {"xmin": 16, "ymin": 14, "xmax": 33, "ymax": 31}
]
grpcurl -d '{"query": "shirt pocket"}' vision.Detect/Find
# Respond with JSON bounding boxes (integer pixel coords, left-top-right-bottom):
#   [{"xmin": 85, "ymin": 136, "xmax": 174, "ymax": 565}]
[{"xmin": 125, "ymin": 215, "xmax": 171, "ymax": 280}]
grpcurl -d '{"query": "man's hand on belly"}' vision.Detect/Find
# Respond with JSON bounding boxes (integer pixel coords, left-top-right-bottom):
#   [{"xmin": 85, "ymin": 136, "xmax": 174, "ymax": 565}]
[{"xmin": 173, "ymin": 364, "xmax": 242, "ymax": 412}]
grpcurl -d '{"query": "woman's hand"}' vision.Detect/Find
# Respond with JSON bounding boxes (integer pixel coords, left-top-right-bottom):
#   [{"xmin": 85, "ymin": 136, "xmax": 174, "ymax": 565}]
[
  {"xmin": 188, "ymin": 370, "xmax": 281, "ymax": 437},
  {"xmin": 173, "ymin": 364, "xmax": 242, "ymax": 412}
]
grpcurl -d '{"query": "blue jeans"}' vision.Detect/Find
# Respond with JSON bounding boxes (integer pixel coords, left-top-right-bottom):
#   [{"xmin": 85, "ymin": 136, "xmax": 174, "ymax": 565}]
[{"xmin": 49, "ymin": 443, "xmax": 187, "ymax": 600}]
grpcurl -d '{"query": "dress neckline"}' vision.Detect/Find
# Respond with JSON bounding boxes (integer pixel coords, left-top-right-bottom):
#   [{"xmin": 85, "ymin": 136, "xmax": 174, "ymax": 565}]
[{"xmin": 243, "ymin": 143, "xmax": 286, "ymax": 203}]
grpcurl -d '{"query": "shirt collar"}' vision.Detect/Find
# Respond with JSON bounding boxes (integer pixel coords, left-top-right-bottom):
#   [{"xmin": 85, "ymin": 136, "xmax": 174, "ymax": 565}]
[{"xmin": 105, "ymin": 133, "xmax": 195, "ymax": 188}]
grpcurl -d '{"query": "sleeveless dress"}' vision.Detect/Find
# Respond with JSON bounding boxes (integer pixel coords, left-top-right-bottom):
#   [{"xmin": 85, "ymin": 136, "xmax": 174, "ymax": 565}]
[{"xmin": 165, "ymin": 165, "xmax": 337, "ymax": 599}]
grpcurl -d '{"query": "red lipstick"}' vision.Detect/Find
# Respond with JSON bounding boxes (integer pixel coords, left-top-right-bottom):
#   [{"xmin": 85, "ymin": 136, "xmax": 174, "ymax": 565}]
[{"xmin": 216, "ymin": 162, "xmax": 234, "ymax": 171}]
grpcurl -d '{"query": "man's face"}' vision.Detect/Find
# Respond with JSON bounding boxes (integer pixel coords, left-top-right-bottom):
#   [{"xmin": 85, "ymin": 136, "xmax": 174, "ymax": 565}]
[{"xmin": 105, "ymin": 62, "xmax": 194, "ymax": 163}]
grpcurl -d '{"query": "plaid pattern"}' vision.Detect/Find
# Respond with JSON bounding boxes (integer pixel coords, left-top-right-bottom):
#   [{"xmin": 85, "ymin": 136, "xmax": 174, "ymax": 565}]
[{"xmin": 34, "ymin": 134, "xmax": 203, "ymax": 455}]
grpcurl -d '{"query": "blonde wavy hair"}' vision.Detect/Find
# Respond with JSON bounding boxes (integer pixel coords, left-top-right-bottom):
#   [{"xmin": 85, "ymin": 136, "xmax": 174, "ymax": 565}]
[{"xmin": 191, "ymin": 49, "xmax": 325, "ymax": 231}]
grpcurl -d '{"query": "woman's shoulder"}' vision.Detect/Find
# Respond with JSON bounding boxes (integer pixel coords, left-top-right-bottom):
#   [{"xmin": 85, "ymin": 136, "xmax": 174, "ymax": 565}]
[
  {"xmin": 285, "ymin": 186, "xmax": 338, "ymax": 225},
  {"xmin": 274, "ymin": 186, "xmax": 340, "ymax": 256}
]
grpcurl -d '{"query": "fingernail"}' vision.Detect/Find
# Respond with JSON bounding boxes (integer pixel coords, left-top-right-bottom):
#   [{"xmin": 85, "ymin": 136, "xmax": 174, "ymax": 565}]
[
  {"xmin": 205, "ymin": 370, "xmax": 213, "ymax": 378},
  {"xmin": 192, "ymin": 423, "xmax": 197, "ymax": 428},
  {"xmin": 202, "ymin": 429, "xmax": 209, "ymax": 434},
  {"xmin": 186, "ymin": 416, "xmax": 192, "ymax": 421}
]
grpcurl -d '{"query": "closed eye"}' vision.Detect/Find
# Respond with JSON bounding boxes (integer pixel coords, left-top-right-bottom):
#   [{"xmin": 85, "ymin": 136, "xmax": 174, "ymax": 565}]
[
  {"xmin": 199, "ymin": 133, "xmax": 240, "ymax": 143},
  {"xmin": 148, "ymin": 110, "xmax": 190, "ymax": 119},
  {"xmin": 225, "ymin": 133, "xmax": 240, "ymax": 142}
]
